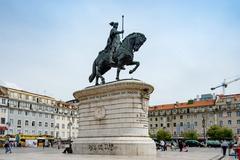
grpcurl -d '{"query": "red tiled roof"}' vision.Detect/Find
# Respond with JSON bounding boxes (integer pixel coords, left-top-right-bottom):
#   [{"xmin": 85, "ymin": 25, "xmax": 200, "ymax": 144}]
[{"xmin": 149, "ymin": 99, "xmax": 215, "ymax": 111}]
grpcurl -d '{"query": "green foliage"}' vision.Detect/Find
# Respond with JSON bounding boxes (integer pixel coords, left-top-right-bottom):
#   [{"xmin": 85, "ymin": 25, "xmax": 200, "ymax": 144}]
[
  {"xmin": 149, "ymin": 132, "xmax": 156, "ymax": 139},
  {"xmin": 183, "ymin": 130, "xmax": 198, "ymax": 140},
  {"xmin": 207, "ymin": 125, "xmax": 233, "ymax": 140},
  {"xmin": 156, "ymin": 129, "xmax": 172, "ymax": 141}
]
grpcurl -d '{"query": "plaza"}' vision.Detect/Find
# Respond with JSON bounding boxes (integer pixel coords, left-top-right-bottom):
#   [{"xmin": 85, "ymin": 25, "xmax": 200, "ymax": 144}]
[{"xmin": 0, "ymin": 147, "xmax": 224, "ymax": 160}]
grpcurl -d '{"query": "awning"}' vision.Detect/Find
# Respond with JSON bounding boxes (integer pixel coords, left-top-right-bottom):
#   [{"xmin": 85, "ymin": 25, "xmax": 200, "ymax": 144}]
[{"xmin": 0, "ymin": 126, "xmax": 8, "ymax": 131}]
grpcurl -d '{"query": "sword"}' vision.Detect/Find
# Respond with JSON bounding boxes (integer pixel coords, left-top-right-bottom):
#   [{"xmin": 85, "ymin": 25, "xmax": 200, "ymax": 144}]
[{"xmin": 122, "ymin": 15, "xmax": 124, "ymax": 39}]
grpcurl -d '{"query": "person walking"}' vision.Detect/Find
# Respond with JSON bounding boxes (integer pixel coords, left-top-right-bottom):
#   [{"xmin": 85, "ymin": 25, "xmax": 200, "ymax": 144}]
[
  {"xmin": 4, "ymin": 141, "xmax": 12, "ymax": 154},
  {"xmin": 178, "ymin": 140, "xmax": 183, "ymax": 152},
  {"xmin": 221, "ymin": 140, "xmax": 228, "ymax": 156}
]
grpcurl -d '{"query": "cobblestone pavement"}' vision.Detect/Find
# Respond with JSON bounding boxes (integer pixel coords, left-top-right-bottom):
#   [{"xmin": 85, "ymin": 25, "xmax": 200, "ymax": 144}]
[{"xmin": 0, "ymin": 147, "xmax": 226, "ymax": 160}]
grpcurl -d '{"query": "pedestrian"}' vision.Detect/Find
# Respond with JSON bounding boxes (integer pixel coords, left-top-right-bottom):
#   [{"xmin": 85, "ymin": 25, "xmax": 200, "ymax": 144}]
[
  {"xmin": 178, "ymin": 140, "xmax": 183, "ymax": 152},
  {"xmin": 235, "ymin": 135, "xmax": 240, "ymax": 160},
  {"xmin": 221, "ymin": 140, "xmax": 228, "ymax": 156},
  {"xmin": 57, "ymin": 140, "xmax": 61, "ymax": 149},
  {"xmin": 4, "ymin": 141, "xmax": 12, "ymax": 154},
  {"xmin": 160, "ymin": 140, "xmax": 165, "ymax": 151}
]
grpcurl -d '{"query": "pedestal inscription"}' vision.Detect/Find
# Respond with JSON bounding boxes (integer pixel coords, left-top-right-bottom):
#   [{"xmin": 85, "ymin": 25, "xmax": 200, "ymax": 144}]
[{"xmin": 72, "ymin": 79, "xmax": 156, "ymax": 155}]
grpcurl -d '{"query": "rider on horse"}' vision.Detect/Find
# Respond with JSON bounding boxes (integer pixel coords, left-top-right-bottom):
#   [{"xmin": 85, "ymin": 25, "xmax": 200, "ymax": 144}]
[{"xmin": 105, "ymin": 22, "xmax": 124, "ymax": 65}]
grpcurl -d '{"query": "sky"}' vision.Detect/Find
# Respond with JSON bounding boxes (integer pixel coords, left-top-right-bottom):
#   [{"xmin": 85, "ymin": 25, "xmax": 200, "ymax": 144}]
[{"xmin": 0, "ymin": 0, "xmax": 240, "ymax": 105}]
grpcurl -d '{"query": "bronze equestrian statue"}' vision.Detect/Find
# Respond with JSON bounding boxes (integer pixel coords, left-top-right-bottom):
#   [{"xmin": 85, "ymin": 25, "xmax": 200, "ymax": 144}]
[{"xmin": 89, "ymin": 22, "xmax": 146, "ymax": 85}]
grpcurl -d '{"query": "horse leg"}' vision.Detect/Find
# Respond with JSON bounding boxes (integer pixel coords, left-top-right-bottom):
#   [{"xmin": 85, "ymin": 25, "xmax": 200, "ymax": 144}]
[
  {"xmin": 95, "ymin": 76, "xmax": 99, "ymax": 85},
  {"xmin": 116, "ymin": 68, "xmax": 121, "ymax": 81},
  {"xmin": 96, "ymin": 66, "xmax": 105, "ymax": 84},
  {"xmin": 128, "ymin": 61, "xmax": 140, "ymax": 74}
]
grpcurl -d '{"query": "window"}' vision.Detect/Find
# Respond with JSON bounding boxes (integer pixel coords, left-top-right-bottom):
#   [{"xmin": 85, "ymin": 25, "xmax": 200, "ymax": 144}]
[
  {"xmin": 173, "ymin": 116, "xmax": 176, "ymax": 120},
  {"xmin": 1, "ymin": 108, "xmax": 6, "ymax": 113},
  {"xmin": 62, "ymin": 124, "xmax": 65, "ymax": 129},
  {"xmin": 227, "ymin": 112, "xmax": 231, "ymax": 117},
  {"xmin": 237, "ymin": 120, "xmax": 240, "ymax": 124},
  {"xmin": 45, "ymin": 131, "xmax": 48, "ymax": 135},
  {"xmin": 150, "ymin": 124, "xmax": 152, "ymax": 128},
  {"xmin": 39, "ymin": 113, "xmax": 42, "ymax": 117},
  {"xmin": 32, "ymin": 121, "xmax": 35, "ymax": 126},
  {"xmin": 45, "ymin": 122, "xmax": 48, "ymax": 127},
  {"xmin": 10, "ymin": 109, "xmax": 14, "ymax": 114},
  {"xmin": 160, "ymin": 123, "xmax": 163, "ymax": 127},
  {"xmin": 173, "ymin": 123, "xmax": 176, "ymax": 127},
  {"xmin": 194, "ymin": 122, "xmax": 197, "ymax": 126},
  {"xmin": 2, "ymin": 98, "xmax": 6, "ymax": 104},
  {"xmin": 25, "ymin": 120, "xmax": 29, "ymax": 126},
  {"xmin": 237, "ymin": 111, "xmax": 240, "ymax": 117},
  {"xmin": 51, "ymin": 114, "xmax": 54, "ymax": 119},
  {"xmin": 51, "ymin": 123, "xmax": 54, "ymax": 128},
  {"xmin": 150, "ymin": 118, "xmax": 152, "ymax": 121},
  {"xmin": 32, "ymin": 112, "xmax": 36, "ymax": 117},
  {"xmin": 45, "ymin": 114, "xmax": 48, "ymax": 118},
  {"xmin": 39, "ymin": 122, "xmax": 42, "ymax": 127},
  {"xmin": 25, "ymin": 111, "xmax": 29, "ymax": 116},
  {"xmin": 10, "ymin": 119, "xmax": 13, "ymax": 126},
  {"xmin": 228, "ymin": 120, "xmax": 232, "ymax": 125},
  {"xmin": 237, "ymin": 129, "xmax": 240, "ymax": 134},
  {"xmin": 187, "ymin": 122, "xmax": 190, "ymax": 128},
  {"xmin": 1, "ymin": 118, "xmax": 5, "ymax": 124},
  {"xmin": 155, "ymin": 118, "xmax": 158, "ymax": 121},
  {"xmin": 187, "ymin": 115, "xmax": 190, "ymax": 119},
  {"xmin": 155, "ymin": 124, "xmax": 158, "ymax": 127},
  {"xmin": 17, "ymin": 120, "xmax": 21, "ymax": 125},
  {"xmin": 18, "ymin": 110, "xmax": 22, "ymax": 115},
  {"xmin": 180, "ymin": 115, "xmax": 183, "ymax": 119},
  {"xmin": 180, "ymin": 122, "xmax": 183, "ymax": 126},
  {"xmin": 167, "ymin": 123, "xmax": 170, "ymax": 127},
  {"xmin": 0, "ymin": 130, "xmax": 5, "ymax": 135}
]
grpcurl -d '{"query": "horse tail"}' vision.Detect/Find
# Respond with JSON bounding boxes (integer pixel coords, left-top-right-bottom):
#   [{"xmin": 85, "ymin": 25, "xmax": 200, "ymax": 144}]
[{"xmin": 89, "ymin": 61, "xmax": 96, "ymax": 82}]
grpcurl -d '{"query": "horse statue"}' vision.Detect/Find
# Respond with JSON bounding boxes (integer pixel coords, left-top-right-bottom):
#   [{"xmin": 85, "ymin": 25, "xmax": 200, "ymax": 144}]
[{"xmin": 89, "ymin": 32, "xmax": 146, "ymax": 85}]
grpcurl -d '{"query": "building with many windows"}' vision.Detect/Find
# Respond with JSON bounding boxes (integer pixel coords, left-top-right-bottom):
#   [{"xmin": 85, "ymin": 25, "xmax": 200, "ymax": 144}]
[
  {"xmin": 148, "ymin": 94, "xmax": 240, "ymax": 138},
  {"xmin": 0, "ymin": 85, "xmax": 79, "ymax": 139}
]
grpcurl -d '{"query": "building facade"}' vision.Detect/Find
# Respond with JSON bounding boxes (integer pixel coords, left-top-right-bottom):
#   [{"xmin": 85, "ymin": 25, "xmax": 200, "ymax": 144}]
[
  {"xmin": 0, "ymin": 86, "xmax": 79, "ymax": 139},
  {"xmin": 148, "ymin": 94, "xmax": 240, "ymax": 138}
]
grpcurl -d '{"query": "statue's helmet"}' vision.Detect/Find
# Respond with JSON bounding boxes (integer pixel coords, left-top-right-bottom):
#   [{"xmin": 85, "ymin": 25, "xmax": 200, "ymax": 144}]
[{"xmin": 109, "ymin": 22, "xmax": 118, "ymax": 27}]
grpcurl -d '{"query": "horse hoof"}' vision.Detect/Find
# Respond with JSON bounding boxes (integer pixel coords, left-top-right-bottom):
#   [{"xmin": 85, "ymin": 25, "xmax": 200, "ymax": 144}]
[{"xmin": 129, "ymin": 70, "xmax": 133, "ymax": 74}]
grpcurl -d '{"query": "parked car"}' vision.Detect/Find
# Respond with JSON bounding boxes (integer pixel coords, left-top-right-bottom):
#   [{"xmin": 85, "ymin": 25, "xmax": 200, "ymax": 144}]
[
  {"xmin": 206, "ymin": 140, "xmax": 221, "ymax": 147},
  {"xmin": 185, "ymin": 140, "xmax": 204, "ymax": 147}
]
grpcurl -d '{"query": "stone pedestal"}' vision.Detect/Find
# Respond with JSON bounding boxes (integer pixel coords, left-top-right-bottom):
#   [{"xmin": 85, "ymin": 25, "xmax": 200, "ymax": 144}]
[{"xmin": 72, "ymin": 79, "xmax": 156, "ymax": 155}]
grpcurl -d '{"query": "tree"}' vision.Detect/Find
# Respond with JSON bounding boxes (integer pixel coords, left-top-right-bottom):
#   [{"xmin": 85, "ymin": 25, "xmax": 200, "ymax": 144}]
[
  {"xmin": 183, "ymin": 130, "xmax": 198, "ymax": 140},
  {"xmin": 207, "ymin": 125, "xmax": 233, "ymax": 140},
  {"xmin": 149, "ymin": 132, "xmax": 156, "ymax": 139},
  {"xmin": 156, "ymin": 129, "xmax": 172, "ymax": 141}
]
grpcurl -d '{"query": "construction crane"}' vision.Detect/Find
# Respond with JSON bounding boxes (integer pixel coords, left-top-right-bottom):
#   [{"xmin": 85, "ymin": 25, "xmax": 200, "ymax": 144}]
[{"xmin": 211, "ymin": 76, "xmax": 240, "ymax": 94}]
